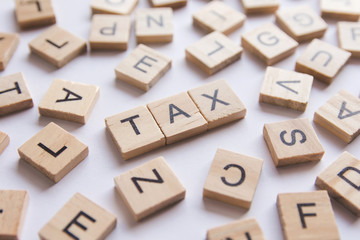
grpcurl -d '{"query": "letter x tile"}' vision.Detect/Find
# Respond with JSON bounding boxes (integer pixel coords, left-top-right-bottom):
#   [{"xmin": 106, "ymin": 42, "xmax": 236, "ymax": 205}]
[{"xmin": 18, "ymin": 122, "xmax": 88, "ymax": 183}]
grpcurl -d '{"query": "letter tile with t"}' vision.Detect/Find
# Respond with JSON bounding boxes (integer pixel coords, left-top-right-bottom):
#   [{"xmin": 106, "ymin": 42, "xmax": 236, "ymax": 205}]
[
  {"xmin": 240, "ymin": 0, "xmax": 280, "ymax": 14},
  {"xmin": 0, "ymin": 131, "xmax": 9, "ymax": 155},
  {"xmin": 90, "ymin": 0, "xmax": 138, "ymax": 15},
  {"xmin": 0, "ymin": 32, "xmax": 19, "ymax": 71},
  {"xmin": 39, "ymin": 193, "xmax": 116, "ymax": 240},
  {"xmin": 338, "ymin": 21, "xmax": 360, "ymax": 58}
]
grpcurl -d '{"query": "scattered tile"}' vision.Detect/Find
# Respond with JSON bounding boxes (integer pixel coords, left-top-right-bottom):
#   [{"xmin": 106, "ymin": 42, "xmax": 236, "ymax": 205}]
[
  {"xmin": 320, "ymin": 0, "xmax": 360, "ymax": 21},
  {"xmin": 91, "ymin": 0, "xmax": 138, "ymax": 15},
  {"xmin": 0, "ymin": 131, "xmax": 10, "ymax": 156},
  {"xmin": 150, "ymin": 0, "xmax": 187, "ymax": 8},
  {"xmin": 0, "ymin": 32, "xmax": 19, "ymax": 71},
  {"xmin": 240, "ymin": 0, "xmax": 280, "ymax": 14},
  {"xmin": 338, "ymin": 21, "xmax": 360, "ymax": 58}
]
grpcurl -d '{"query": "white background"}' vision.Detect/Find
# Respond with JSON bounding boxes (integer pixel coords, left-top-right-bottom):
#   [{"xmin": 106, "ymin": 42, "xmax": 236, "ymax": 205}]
[{"xmin": 1, "ymin": 0, "xmax": 360, "ymax": 239}]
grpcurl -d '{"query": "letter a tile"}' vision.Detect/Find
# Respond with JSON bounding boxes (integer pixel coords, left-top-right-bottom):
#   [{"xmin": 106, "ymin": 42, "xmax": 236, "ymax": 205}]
[
  {"xmin": 39, "ymin": 193, "xmax": 116, "ymax": 240},
  {"xmin": 338, "ymin": 21, "xmax": 360, "ymax": 58},
  {"xmin": 114, "ymin": 157, "xmax": 186, "ymax": 221},
  {"xmin": 314, "ymin": 90, "xmax": 360, "ymax": 143},
  {"xmin": 0, "ymin": 32, "xmax": 19, "ymax": 71},
  {"xmin": 0, "ymin": 131, "xmax": 10, "ymax": 156},
  {"xmin": 240, "ymin": 0, "xmax": 280, "ymax": 15},
  {"xmin": 18, "ymin": 122, "xmax": 88, "ymax": 183},
  {"xmin": 316, "ymin": 151, "xmax": 360, "ymax": 216},
  {"xmin": 15, "ymin": 0, "xmax": 56, "ymax": 29},
  {"xmin": 320, "ymin": 0, "xmax": 360, "ymax": 21},
  {"xmin": 91, "ymin": 0, "xmax": 138, "ymax": 15},
  {"xmin": 263, "ymin": 118, "xmax": 324, "ymax": 167},
  {"xmin": 186, "ymin": 31, "xmax": 242, "ymax": 75},
  {"xmin": 277, "ymin": 191, "xmax": 340, "ymax": 240},
  {"xmin": 203, "ymin": 149, "xmax": 263, "ymax": 209}
]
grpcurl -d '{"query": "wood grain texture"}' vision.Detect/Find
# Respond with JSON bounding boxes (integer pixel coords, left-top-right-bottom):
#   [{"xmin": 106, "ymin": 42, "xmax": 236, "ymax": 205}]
[
  {"xmin": 320, "ymin": 0, "xmax": 360, "ymax": 21},
  {"xmin": 91, "ymin": 0, "xmax": 138, "ymax": 15},
  {"xmin": 0, "ymin": 32, "xmax": 19, "ymax": 71},
  {"xmin": 150, "ymin": 0, "xmax": 187, "ymax": 8},
  {"xmin": 0, "ymin": 131, "xmax": 10, "ymax": 156},
  {"xmin": 240, "ymin": 0, "xmax": 280, "ymax": 14},
  {"xmin": 337, "ymin": 21, "xmax": 360, "ymax": 58}
]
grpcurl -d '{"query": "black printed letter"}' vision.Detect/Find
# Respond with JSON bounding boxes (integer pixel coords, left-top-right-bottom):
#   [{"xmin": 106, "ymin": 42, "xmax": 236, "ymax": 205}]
[
  {"xmin": 280, "ymin": 129, "xmax": 306, "ymax": 146},
  {"xmin": 38, "ymin": 143, "xmax": 67, "ymax": 158},
  {"xmin": 293, "ymin": 13, "xmax": 313, "ymax": 26},
  {"xmin": 221, "ymin": 164, "xmax": 246, "ymax": 187},
  {"xmin": 310, "ymin": 51, "xmax": 332, "ymax": 67},
  {"xmin": 56, "ymin": 88, "xmax": 82, "ymax": 103},
  {"xmin": 276, "ymin": 80, "xmax": 301, "ymax": 95},
  {"xmin": 337, "ymin": 101, "xmax": 360, "ymax": 120},
  {"xmin": 63, "ymin": 211, "xmax": 96, "ymax": 240},
  {"xmin": 121, "ymin": 115, "xmax": 140, "ymax": 135},
  {"xmin": 100, "ymin": 22, "xmax": 117, "ymax": 35},
  {"xmin": 257, "ymin": 32, "xmax": 279, "ymax": 46},
  {"xmin": 133, "ymin": 55, "xmax": 158, "ymax": 73},
  {"xmin": 351, "ymin": 27, "xmax": 360, "ymax": 40},
  {"xmin": 338, "ymin": 166, "xmax": 360, "ymax": 190},
  {"xmin": 201, "ymin": 89, "xmax": 229, "ymax": 111},
  {"xmin": 208, "ymin": 41, "xmax": 224, "ymax": 56},
  {"xmin": 0, "ymin": 82, "xmax": 21, "ymax": 95},
  {"xmin": 297, "ymin": 203, "xmax": 317, "ymax": 228},
  {"xmin": 131, "ymin": 169, "xmax": 164, "ymax": 193},
  {"xmin": 147, "ymin": 15, "xmax": 163, "ymax": 27},
  {"xmin": 169, "ymin": 104, "xmax": 191, "ymax": 124},
  {"xmin": 46, "ymin": 39, "xmax": 69, "ymax": 49}
]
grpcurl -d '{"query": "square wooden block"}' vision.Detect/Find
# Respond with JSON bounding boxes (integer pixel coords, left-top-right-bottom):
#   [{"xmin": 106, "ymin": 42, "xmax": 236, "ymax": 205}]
[
  {"xmin": 0, "ymin": 33, "xmax": 19, "ymax": 71},
  {"xmin": 241, "ymin": 23, "xmax": 298, "ymax": 65},
  {"xmin": 263, "ymin": 118, "xmax": 324, "ymax": 167},
  {"xmin": 115, "ymin": 44, "xmax": 171, "ymax": 91},
  {"xmin": 114, "ymin": 157, "xmax": 186, "ymax": 221},
  {"xmin": 240, "ymin": 0, "xmax": 280, "ymax": 14},
  {"xmin": 277, "ymin": 191, "xmax": 340, "ymax": 240},
  {"xmin": 320, "ymin": 0, "xmax": 360, "ymax": 21},
  {"xmin": 136, "ymin": 8, "xmax": 173, "ymax": 43},
  {"xmin": 186, "ymin": 31, "xmax": 242, "ymax": 75},
  {"xmin": 316, "ymin": 151, "xmax": 360, "ymax": 216},
  {"xmin": 18, "ymin": 122, "xmax": 88, "ymax": 183},
  {"xmin": 0, "ymin": 131, "xmax": 10, "ymax": 156},
  {"xmin": 275, "ymin": 5, "xmax": 328, "ymax": 42},
  {"xmin": 38, "ymin": 78, "xmax": 100, "ymax": 124},
  {"xmin": 0, "ymin": 72, "xmax": 33, "ymax": 116},
  {"xmin": 314, "ymin": 90, "xmax": 360, "ymax": 143},
  {"xmin": 338, "ymin": 21, "xmax": 360, "ymax": 58},
  {"xmin": 29, "ymin": 26, "xmax": 87, "ymax": 68},
  {"xmin": 192, "ymin": 1, "xmax": 246, "ymax": 35},
  {"xmin": 105, "ymin": 106, "xmax": 165, "ymax": 160},
  {"xmin": 147, "ymin": 92, "xmax": 208, "ymax": 144},
  {"xmin": 89, "ymin": 14, "xmax": 131, "ymax": 51},
  {"xmin": 15, "ymin": 0, "xmax": 56, "ymax": 29},
  {"xmin": 203, "ymin": 149, "xmax": 263, "ymax": 209},
  {"xmin": 150, "ymin": 0, "xmax": 187, "ymax": 8},
  {"xmin": 295, "ymin": 39, "xmax": 351, "ymax": 84},
  {"xmin": 259, "ymin": 66, "xmax": 313, "ymax": 112},
  {"xmin": 39, "ymin": 193, "xmax": 116, "ymax": 240},
  {"xmin": 0, "ymin": 190, "xmax": 29, "ymax": 240},
  {"xmin": 188, "ymin": 79, "xmax": 246, "ymax": 129},
  {"xmin": 91, "ymin": 0, "xmax": 138, "ymax": 15},
  {"xmin": 207, "ymin": 218, "xmax": 265, "ymax": 240}
]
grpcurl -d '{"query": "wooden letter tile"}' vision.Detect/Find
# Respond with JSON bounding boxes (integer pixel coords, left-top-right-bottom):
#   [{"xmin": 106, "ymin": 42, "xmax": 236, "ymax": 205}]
[
  {"xmin": 263, "ymin": 118, "xmax": 324, "ymax": 167},
  {"xmin": 0, "ymin": 131, "xmax": 10, "ymax": 156},
  {"xmin": 90, "ymin": 0, "xmax": 138, "ymax": 15},
  {"xmin": 188, "ymin": 79, "xmax": 246, "ymax": 129},
  {"xmin": 240, "ymin": 0, "xmax": 280, "ymax": 14},
  {"xmin": 114, "ymin": 157, "xmax": 186, "ymax": 221},
  {"xmin": 338, "ymin": 21, "xmax": 360, "ymax": 58},
  {"xmin": 241, "ymin": 23, "xmax": 298, "ymax": 65},
  {"xmin": 0, "ymin": 190, "xmax": 29, "ymax": 240},
  {"xmin": 89, "ymin": 14, "xmax": 131, "ymax": 51},
  {"xmin": 295, "ymin": 39, "xmax": 351, "ymax": 84},
  {"xmin": 320, "ymin": 0, "xmax": 360, "ymax": 21},
  {"xmin": 0, "ymin": 33, "xmax": 19, "ymax": 71},
  {"xmin": 0, "ymin": 72, "xmax": 33, "ymax": 116},
  {"xmin": 316, "ymin": 151, "xmax": 360, "ymax": 216},
  {"xmin": 147, "ymin": 92, "xmax": 208, "ymax": 144},
  {"xmin": 136, "ymin": 8, "xmax": 173, "ymax": 43},
  {"xmin": 15, "ymin": 0, "xmax": 56, "ymax": 29},
  {"xmin": 38, "ymin": 78, "xmax": 100, "ymax": 124},
  {"xmin": 203, "ymin": 149, "xmax": 263, "ymax": 209},
  {"xmin": 29, "ymin": 26, "xmax": 87, "ymax": 68},
  {"xmin": 39, "ymin": 193, "xmax": 116, "ymax": 240},
  {"xmin": 277, "ymin": 191, "xmax": 340, "ymax": 240},
  {"xmin": 275, "ymin": 5, "xmax": 328, "ymax": 42},
  {"xmin": 115, "ymin": 44, "xmax": 171, "ymax": 91},
  {"xmin": 18, "ymin": 122, "xmax": 88, "ymax": 183},
  {"xmin": 192, "ymin": 1, "xmax": 246, "ymax": 35},
  {"xmin": 150, "ymin": 0, "xmax": 187, "ymax": 8},
  {"xmin": 105, "ymin": 106, "xmax": 165, "ymax": 160},
  {"xmin": 186, "ymin": 31, "xmax": 242, "ymax": 75},
  {"xmin": 259, "ymin": 67, "xmax": 313, "ymax": 112},
  {"xmin": 207, "ymin": 218, "xmax": 265, "ymax": 240},
  {"xmin": 314, "ymin": 90, "xmax": 360, "ymax": 143}
]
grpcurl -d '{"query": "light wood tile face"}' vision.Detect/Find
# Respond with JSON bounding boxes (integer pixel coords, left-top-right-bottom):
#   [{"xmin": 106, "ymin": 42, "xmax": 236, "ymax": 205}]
[
  {"xmin": 18, "ymin": 122, "xmax": 89, "ymax": 183},
  {"xmin": 14, "ymin": 0, "xmax": 56, "ymax": 29},
  {"xmin": 277, "ymin": 191, "xmax": 340, "ymax": 240},
  {"xmin": 188, "ymin": 79, "xmax": 246, "ymax": 129},
  {"xmin": 0, "ymin": 33, "xmax": 19, "ymax": 71},
  {"xmin": 192, "ymin": 1, "xmax": 246, "ymax": 35},
  {"xmin": 29, "ymin": 26, "xmax": 87, "ymax": 68},
  {"xmin": 0, "ymin": 72, "xmax": 33, "ymax": 116},
  {"xmin": 276, "ymin": 5, "xmax": 328, "ymax": 42},
  {"xmin": 207, "ymin": 218, "xmax": 265, "ymax": 240},
  {"xmin": 150, "ymin": 0, "xmax": 187, "ymax": 8},
  {"xmin": 263, "ymin": 118, "xmax": 324, "ymax": 167},
  {"xmin": 115, "ymin": 44, "xmax": 171, "ymax": 91},
  {"xmin": 240, "ymin": 0, "xmax": 280, "ymax": 14},
  {"xmin": 105, "ymin": 106, "xmax": 165, "ymax": 160},
  {"xmin": 90, "ymin": 0, "xmax": 138, "ymax": 15},
  {"xmin": 147, "ymin": 92, "xmax": 208, "ymax": 144},
  {"xmin": 203, "ymin": 149, "xmax": 263, "ymax": 209},
  {"xmin": 241, "ymin": 23, "xmax": 298, "ymax": 65},
  {"xmin": 338, "ymin": 21, "xmax": 360, "ymax": 58},
  {"xmin": 186, "ymin": 31, "xmax": 242, "ymax": 75},
  {"xmin": 320, "ymin": 0, "xmax": 360, "ymax": 21},
  {"xmin": 136, "ymin": 8, "xmax": 173, "ymax": 43},
  {"xmin": 114, "ymin": 157, "xmax": 186, "ymax": 221},
  {"xmin": 314, "ymin": 90, "xmax": 360, "ymax": 143},
  {"xmin": 39, "ymin": 193, "xmax": 116, "ymax": 240},
  {"xmin": 295, "ymin": 39, "xmax": 351, "ymax": 84},
  {"xmin": 316, "ymin": 151, "xmax": 360, "ymax": 216},
  {"xmin": 0, "ymin": 131, "xmax": 10, "ymax": 156},
  {"xmin": 38, "ymin": 79, "xmax": 100, "ymax": 124},
  {"xmin": 89, "ymin": 14, "xmax": 131, "ymax": 50},
  {"xmin": 0, "ymin": 190, "xmax": 29, "ymax": 240},
  {"xmin": 259, "ymin": 67, "xmax": 313, "ymax": 112}
]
